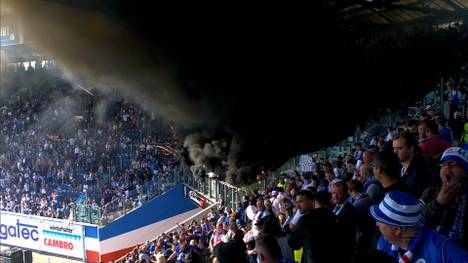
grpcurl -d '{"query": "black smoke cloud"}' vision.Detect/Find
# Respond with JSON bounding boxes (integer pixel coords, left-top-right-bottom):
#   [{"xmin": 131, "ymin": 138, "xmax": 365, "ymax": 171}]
[
  {"xmin": 183, "ymin": 132, "xmax": 253, "ymax": 184},
  {"xmin": 5, "ymin": 1, "xmax": 468, "ymax": 184}
]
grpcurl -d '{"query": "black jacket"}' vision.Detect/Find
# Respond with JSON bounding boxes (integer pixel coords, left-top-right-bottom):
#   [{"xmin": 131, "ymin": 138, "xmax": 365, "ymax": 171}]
[
  {"xmin": 289, "ymin": 207, "xmax": 343, "ymax": 263},
  {"xmin": 333, "ymin": 202, "xmax": 358, "ymax": 260},
  {"xmin": 402, "ymin": 154, "xmax": 431, "ymax": 197}
]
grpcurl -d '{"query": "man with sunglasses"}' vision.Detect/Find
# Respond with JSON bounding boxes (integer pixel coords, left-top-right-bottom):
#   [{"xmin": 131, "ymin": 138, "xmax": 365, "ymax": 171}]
[{"xmin": 420, "ymin": 147, "xmax": 468, "ymax": 249}]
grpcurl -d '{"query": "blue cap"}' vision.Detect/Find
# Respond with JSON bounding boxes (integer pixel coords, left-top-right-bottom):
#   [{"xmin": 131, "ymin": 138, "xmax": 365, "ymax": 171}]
[{"xmin": 440, "ymin": 147, "xmax": 468, "ymax": 170}]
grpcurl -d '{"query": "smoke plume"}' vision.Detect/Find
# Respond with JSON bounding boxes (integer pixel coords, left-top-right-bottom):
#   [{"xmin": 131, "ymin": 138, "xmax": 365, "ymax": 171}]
[
  {"xmin": 4, "ymin": 0, "xmax": 216, "ymax": 128},
  {"xmin": 4, "ymin": 0, "xmax": 468, "ymax": 184}
]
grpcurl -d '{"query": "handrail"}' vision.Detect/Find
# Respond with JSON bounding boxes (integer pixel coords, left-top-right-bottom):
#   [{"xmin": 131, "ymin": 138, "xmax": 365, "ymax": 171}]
[
  {"xmin": 182, "ymin": 168, "xmax": 242, "ymax": 212},
  {"xmin": 72, "ymin": 168, "xmax": 183, "ymax": 226}
]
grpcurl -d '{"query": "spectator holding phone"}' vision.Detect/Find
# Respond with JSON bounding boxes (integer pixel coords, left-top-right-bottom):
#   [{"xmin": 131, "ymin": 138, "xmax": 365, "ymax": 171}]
[{"xmin": 420, "ymin": 147, "xmax": 468, "ymax": 249}]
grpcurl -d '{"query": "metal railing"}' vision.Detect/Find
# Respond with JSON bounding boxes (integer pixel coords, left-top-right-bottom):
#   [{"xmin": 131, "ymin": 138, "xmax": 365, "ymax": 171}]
[
  {"xmin": 8, "ymin": 164, "xmax": 241, "ymax": 227},
  {"xmin": 71, "ymin": 167, "xmax": 183, "ymax": 226},
  {"xmin": 182, "ymin": 166, "xmax": 242, "ymax": 212}
]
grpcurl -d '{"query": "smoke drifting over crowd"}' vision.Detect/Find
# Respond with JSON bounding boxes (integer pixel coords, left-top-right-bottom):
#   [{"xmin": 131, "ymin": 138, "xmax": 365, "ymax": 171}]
[
  {"xmin": 5, "ymin": 1, "xmax": 468, "ymax": 184},
  {"xmin": 183, "ymin": 133, "xmax": 254, "ymax": 184}
]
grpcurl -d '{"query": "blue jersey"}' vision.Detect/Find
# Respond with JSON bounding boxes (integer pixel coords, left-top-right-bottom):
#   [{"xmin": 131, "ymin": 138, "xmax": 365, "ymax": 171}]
[{"xmin": 377, "ymin": 226, "xmax": 468, "ymax": 263}]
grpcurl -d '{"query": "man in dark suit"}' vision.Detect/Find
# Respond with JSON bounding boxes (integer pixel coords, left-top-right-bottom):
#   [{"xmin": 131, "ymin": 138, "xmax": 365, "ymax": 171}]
[
  {"xmin": 332, "ymin": 180, "xmax": 358, "ymax": 261},
  {"xmin": 348, "ymin": 179, "xmax": 375, "ymax": 255},
  {"xmin": 289, "ymin": 190, "xmax": 342, "ymax": 263},
  {"xmin": 392, "ymin": 130, "xmax": 431, "ymax": 196}
]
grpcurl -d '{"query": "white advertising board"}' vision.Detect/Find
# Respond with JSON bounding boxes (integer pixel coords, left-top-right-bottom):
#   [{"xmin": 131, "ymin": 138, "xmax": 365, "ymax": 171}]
[{"xmin": 0, "ymin": 211, "xmax": 85, "ymax": 260}]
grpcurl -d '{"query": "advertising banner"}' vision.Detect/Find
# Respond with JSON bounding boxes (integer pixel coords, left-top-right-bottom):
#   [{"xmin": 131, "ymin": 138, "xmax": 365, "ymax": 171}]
[{"xmin": 0, "ymin": 211, "xmax": 85, "ymax": 260}]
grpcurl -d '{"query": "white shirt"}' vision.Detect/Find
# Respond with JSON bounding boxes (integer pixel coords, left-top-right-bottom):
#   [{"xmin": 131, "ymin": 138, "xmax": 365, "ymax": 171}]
[
  {"xmin": 246, "ymin": 205, "xmax": 257, "ymax": 221},
  {"xmin": 139, "ymin": 253, "xmax": 150, "ymax": 263},
  {"xmin": 253, "ymin": 209, "xmax": 270, "ymax": 237},
  {"xmin": 290, "ymin": 210, "xmax": 303, "ymax": 227},
  {"xmin": 385, "ymin": 131, "xmax": 394, "ymax": 142},
  {"xmin": 272, "ymin": 196, "xmax": 282, "ymax": 216}
]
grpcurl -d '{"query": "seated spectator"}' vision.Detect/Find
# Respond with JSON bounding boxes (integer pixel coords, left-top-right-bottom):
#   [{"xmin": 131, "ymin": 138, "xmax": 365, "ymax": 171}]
[
  {"xmin": 371, "ymin": 191, "xmax": 468, "ymax": 263},
  {"xmin": 420, "ymin": 147, "xmax": 468, "ymax": 249}
]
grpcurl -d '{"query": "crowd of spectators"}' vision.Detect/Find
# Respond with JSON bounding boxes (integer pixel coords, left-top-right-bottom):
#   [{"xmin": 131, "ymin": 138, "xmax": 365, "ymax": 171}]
[
  {"xmin": 0, "ymin": 66, "xmax": 179, "ymax": 222},
  {"xmin": 117, "ymin": 74, "xmax": 468, "ymax": 263},
  {"xmin": 3, "ymin": 23, "xmax": 468, "ymax": 263}
]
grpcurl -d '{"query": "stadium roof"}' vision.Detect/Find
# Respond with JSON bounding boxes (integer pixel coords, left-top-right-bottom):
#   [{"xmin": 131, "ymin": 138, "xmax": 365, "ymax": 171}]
[{"xmin": 335, "ymin": 0, "xmax": 468, "ymax": 34}]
